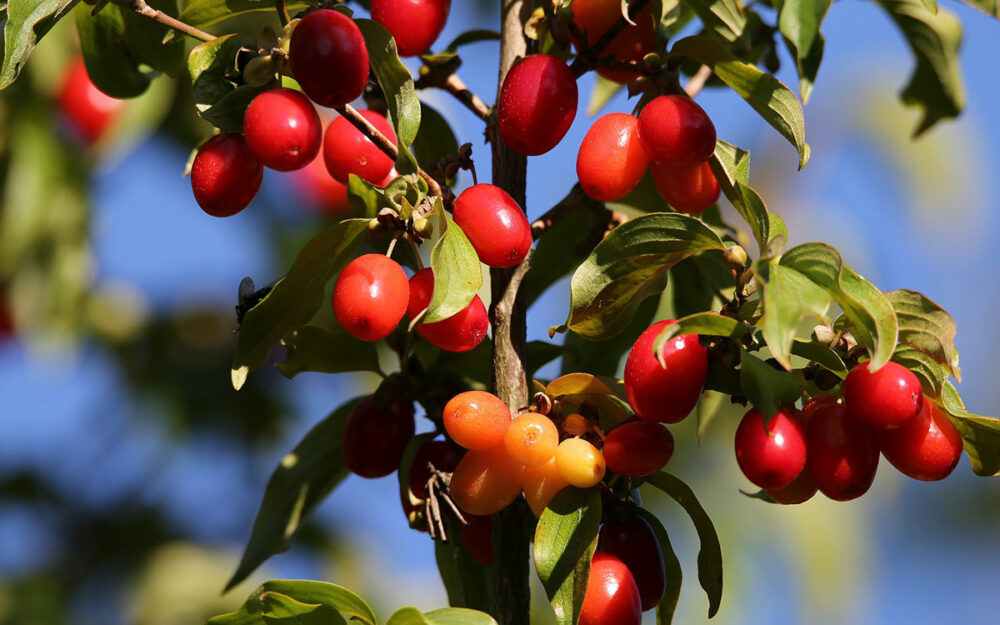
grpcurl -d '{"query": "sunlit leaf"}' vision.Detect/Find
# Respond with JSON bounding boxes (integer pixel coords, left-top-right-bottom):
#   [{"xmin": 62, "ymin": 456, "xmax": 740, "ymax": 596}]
[
  {"xmin": 778, "ymin": 0, "xmax": 832, "ymax": 103},
  {"xmin": 278, "ymin": 325, "xmax": 382, "ymax": 379},
  {"xmin": 753, "ymin": 260, "xmax": 831, "ymax": 369},
  {"xmin": 546, "ymin": 373, "xmax": 615, "ymax": 397},
  {"xmin": 886, "ymin": 289, "xmax": 960, "ymax": 379},
  {"xmin": 176, "ymin": 0, "xmax": 310, "ymax": 32},
  {"xmin": 425, "ymin": 206, "xmax": 482, "ymax": 324},
  {"xmin": 75, "ymin": 3, "xmax": 150, "ymax": 98},
  {"xmin": 679, "ymin": 0, "xmax": 747, "ymax": 42},
  {"xmin": 938, "ymin": 382, "xmax": 1000, "ymax": 477},
  {"xmin": 739, "ymin": 350, "xmax": 806, "ymax": 419},
  {"xmin": 0, "ymin": 0, "xmax": 78, "ymax": 90}
]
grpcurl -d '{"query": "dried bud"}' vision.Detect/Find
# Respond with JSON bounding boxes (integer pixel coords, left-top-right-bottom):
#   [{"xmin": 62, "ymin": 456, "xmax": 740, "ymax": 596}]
[
  {"xmin": 811, "ymin": 325, "xmax": 836, "ymax": 345},
  {"xmin": 723, "ymin": 245, "xmax": 749, "ymax": 271},
  {"xmin": 413, "ymin": 216, "xmax": 434, "ymax": 239}
]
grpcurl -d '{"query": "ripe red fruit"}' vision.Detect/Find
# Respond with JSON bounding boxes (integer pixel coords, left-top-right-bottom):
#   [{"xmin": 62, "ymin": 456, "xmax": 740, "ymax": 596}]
[
  {"xmin": 443, "ymin": 390, "xmax": 512, "ymax": 450},
  {"xmin": 452, "ymin": 184, "xmax": 532, "ymax": 268},
  {"xmin": 602, "ymin": 421, "xmax": 675, "ymax": 477},
  {"xmin": 806, "ymin": 401, "xmax": 879, "ymax": 501},
  {"xmin": 57, "ymin": 57, "xmax": 123, "ymax": 144},
  {"xmin": 450, "ymin": 445, "xmax": 524, "ymax": 515},
  {"xmin": 497, "ymin": 55, "xmax": 578, "ymax": 156},
  {"xmin": 323, "ymin": 110, "xmax": 398, "ymax": 185},
  {"xmin": 342, "ymin": 394, "xmax": 416, "ymax": 478},
  {"xmin": 458, "ymin": 513, "xmax": 493, "ymax": 566},
  {"xmin": 579, "ymin": 551, "xmax": 642, "ymax": 625},
  {"xmin": 764, "ymin": 409, "xmax": 817, "ymax": 504},
  {"xmin": 570, "ymin": 0, "xmax": 656, "ymax": 84},
  {"xmin": 599, "ymin": 515, "xmax": 666, "ymax": 612},
  {"xmin": 370, "ymin": 0, "xmax": 451, "ymax": 57},
  {"xmin": 577, "ymin": 113, "xmax": 651, "ymax": 202},
  {"xmin": 406, "ymin": 268, "xmax": 488, "ymax": 352},
  {"xmin": 332, "ymin": 253, "xmax": 409, "ymax": 341},
  {"xmin": 190, "ymin": 134, "xmax": 263, "ymax": 217},
  {"xmin": 844, "ymin": 360, "xmax": 923, "ymax": 429},
  {"xmin": 624, "ymin": 320, "xmax": 708, "ymax": 424},
  {"xmin": 879, "ymin": 399, "xmax": 963, "ymax": 481},
  {"xmin": 293, "ymin": 149, "xmax": 352, "ymax": 214},
  {"xmin": 650, "ymin": 160, "xmax": 720, "ymax": 215},
  {"xmin": 243, "ymin": 88, "xmax": 322, "ymax": 171},
  {"xmin": 637, "ymin": 95, "xmax": 717, "ymax": 167},
  {"xmin": 289, "ymin": 9, "xmax": 369, "ymax": 108},
  {"xmin": 407, "ymin": 439, "xmax": 460, "ymax": 499},
  {"xmin": 734, "ymin": 408, "xmax": 807, "ymax": 490}
]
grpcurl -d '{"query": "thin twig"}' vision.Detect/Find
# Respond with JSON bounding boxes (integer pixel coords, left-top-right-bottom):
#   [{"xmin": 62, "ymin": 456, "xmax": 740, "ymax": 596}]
[
  {"xmin": 125, "ymin": 0, "xmax": 214, "ymax": 42},
  {"xmin": 569, "ymin": 0, "xmax": 653, "ymax": 77},
  {"xmin": 416, "ymin": 73, "xmax": 491, "ymax": 122},
  {"xmin": 685, "ymin": 64, "xmax": 714, "ymax": 98},
  {"xmin": 530, "ymin": 184, "xmax": 609, "ymax": 239}
]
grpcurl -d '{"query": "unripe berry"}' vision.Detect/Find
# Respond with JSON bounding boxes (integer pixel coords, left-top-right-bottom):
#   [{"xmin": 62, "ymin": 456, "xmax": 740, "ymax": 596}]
[
  {"xmin": 370, "ymin": 0, "xmax": 451, "ymax": 57},
  {"xmin": 458, "ymin": 513, "xmax": 493, "ymax": 566},
  {"xmin": 407, "ymin": 439, "xmax": 460, "ymax": 499},
  {"xmin": 332, "ymin": 253, "xmax": 409, "ymax": 341},
  {"xmin": 452, "ymin": 184, "xmax": 532, "ymax": 268},
  {"xmin": 844, "ymin": 360, "xmax": 923, "ymax": 429},
  {"xmin": 191, "ymin": 133, "xmax": 263, "ymax": 217},
  {"xmin": 624, "ymin": 320, "xmax": 708, "ymax": 424},
  {"xmin": 504, "ymin": 413, "xmax": 560, "ymax": 466},
  {"xmin": 735, "ymin": 408, "xmax": 807, "ymax": 489},
  {"xmin": 450, "ymin": 445, "xmax": 525, "ymax": 515},
  {"xmin": 602, "ymin": 421, "xmax": 674, "ymax": 477},
  {"xmin": 342, "ymin": 394, "xmax": 415, "ymax": 478},
  {"xmin": 806, "ymin": 401, "xmax": 879, "ymax": 501},
  {"xmin": 570, "ymin": 0, "xmax": 656, "ymax": 84},
  {"xmin": 57, "ymin": 57, "xmax": 123, "ymax": 144},
  {"xmin": 650, "ymin": 160, "xmax": 720, "ymax": 215},
  {"xmin": 323, "ymin": 110, "xmax": 398, "ymax": 185},
  {"xmin": 407, "ymin": 268, "xmax": 488, "ymax": 353},
  {"xmin": 522, "ymin": 456, "xmax": 570, "ymax": 517},
  {"xmin": 637, "ymin": 95, "xmax": 716, "ymax": 166},
  {"xmin": 599, "ymin": 515, "xmax": 665, "ymax": 611},
  {"xmin": 243, "ymin": 87, "xmax": 322, "ymax": 171},
  {"xmin": 555, "ymin": 438, "xmax": 606, "ymax": 488},
  {"xmin": 289, "ymin": 9, "xmax": 369, "ymax": 108},
  {"xmin": 497, "ymin": 55, "xmax": 578, "ymax": 156},
  {"xmin": 577, "ymin": 113, "xmax": 651, "ymax": 202},
  {"xmin": 579, "ymin": 552, "xmax": 642, "ymax": 625},
  {"xmin": 879, "ymin": 400, "xmax": 963, "ymax": 481},
  {"xmin": 443, "ymin": 391, "xmax": 512, "ymax": 450}
]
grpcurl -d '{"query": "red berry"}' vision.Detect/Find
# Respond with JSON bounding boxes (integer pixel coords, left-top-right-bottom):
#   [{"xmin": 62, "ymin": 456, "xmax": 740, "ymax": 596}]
[
  {"xmin": 370, "ymin": 0, "xmax": 451, "ymax": 57},
  {"xmin": 342, "ymin": 394, "xmax": 416, "ymax": 478},
  {"xmin": 57, "ymin": 57, "xmax": 123, "ymax": 144},
  {"xmin": 599, "ymin": 515, "xmax": 665, "ymax": 611},
  {"xmin": 293, "ymin": 149, "xmax": 352, "ymax": 214},
  {"xmin": 407, "ymin": 439, "xmax": 460, "ymax": 499},
  {"xmin": 289, "ymin": 9, "xmax": 369, "ymax": 108},
  {"xmin": 844, "ymin": 361, "xmax": 923, "ymax": 429},
  {"xmin": 650, "ymin": 160, "xmax": 720, "ymax": 215},
  {"xmin": 806, "ymin": 401, "xmax": 879, "ymax": 501},
  {"xmin": 734, "ymin": 408, "xmax": 807, "ymax": 490},
  {"xmin": 243, "ymin": 88, "xmax": 322, "ymax": 171},
  {"xmin": 497, "ymin": 55, "xmax": 578, "ymax": 156},
  {"xmin": 602, "ymin": 421, "xmax": 674, "ymax": 477},
  {"xmin": 406, "ymin": 268, "xmax": 488, "ymax": 352},
  {"xmin": 570, "ymin": 0, "xmax": 656, "ymax": 84},
  {"xmin": 452, "ymin": 184, "xmax": 532, "ymax": 268},
  {"xmin": 624, "ymin": 320, "xmax": 708, "ymax": 424},
  {"xmin": 637, "ymin": 95, "xmax": 716, "ymax": 167},
  {"xmin": 190, "ymin": 134, "xmax": 263, "ymax": 217},
  {"xmin": 580, "ymin": 551, "xmax": 642, "ymax": 625},
  {"xmin": 577, "ymin": 113, "xmax": 651, "ymax": 202},
  {"xmin": 459, "ymin": 513, "xmax": 493, "ymax": 566},
  {"xmin": 323, "ymin": 110, "xmax": 398, "ymax": 185},
  {"xmin": 879, "ymin": 399, "xmax": 963, "ymax": 481},
  {"xmin": 764, "ymin": 409, "xmax": 817, "ymax": 504},
  {"xmin": 332, "ymin": 253, "xmax": 409, "ymax": 341}
]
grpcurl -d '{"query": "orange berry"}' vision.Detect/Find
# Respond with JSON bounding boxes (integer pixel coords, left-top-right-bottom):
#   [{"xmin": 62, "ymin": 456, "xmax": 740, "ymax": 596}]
[
  {"xmin": 562, "ymin": 413, "xmax": 590, "ymax": 437},
  {"xmin": 555, "ymin": 438, "xmax": 606, "ymax": 488},
  {"xmin": 443, "ymin": 391, "xmax": 512, "ymax": 450},
  {"xmin": 504, "ymin": 413, "xmax": 559, "ymax": 466},
  {"xmin": 523, "ymin": 456, "xmax": 570, "ymax": 517},
  {"xmin": 450, "ymin": 445, "xmax": 525, "ymax": 515}
]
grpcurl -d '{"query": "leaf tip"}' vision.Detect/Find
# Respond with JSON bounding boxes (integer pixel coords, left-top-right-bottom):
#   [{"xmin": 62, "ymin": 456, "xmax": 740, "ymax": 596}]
[{"xmin": 232, "ymin": 366, "xmax": 249, "ymax": 390}]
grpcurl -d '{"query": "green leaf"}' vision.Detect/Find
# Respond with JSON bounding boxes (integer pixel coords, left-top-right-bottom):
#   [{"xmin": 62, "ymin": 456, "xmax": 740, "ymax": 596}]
[
  {"xmin": 260, "ymin": 592, "xmax": 348, "ymax": 625},
  {"xmin": 126, "ymin": 0, "xmax": 185, "ymax": 76},
  {"xmin": 886, "ymin": 289, "xmax": 959, "ymax": 379},
  {"xmin": 356, "ymin": 19, "xmax": 421, "ymax": 147},
  {"xmin": 424, "ymin": 209, "xmax": 482, "ymax": 323},
  {"xmin": 423, "ymin": 608, "xmax": 498, "ymax": 625},
  {"xmin": 411, "ymin": 103, "xmax": 459, "ymax": 171},
  {"xmin": 635, "ymin": 509, "xmax": 683, "ymax": 625},
  {"xmin": 645, "ymin": 472, "xmax": 723, "ymax": 618},
  {"xmin": 938, "ymin": 382, "xmax": 1000, "ymax": 477},
  {"xmin": 790, "ymin": 339, "xmax": 847, "ymax": 378},
  {"xmin": 778, "ymin": 0, "xmax": 832, "ymax": 104},
  {"xmin": 546, "ymin": 373, "xmax": 615, "ymax": 398},
  {"xmin": 560, "ymin": 295, "xmax": 660, "ymax": 378},
  {"xmin": 387, "ymin": 607, "xmax": 431, "ymax": 625},
  {"xmin": 75, "ymin": 3, "xmax": 151, "ymax": 98},
  {"xmin": 278, "ymin": 325, "xmax": 383, "ymax": 378},
  {"xmin": 876, "ymin": 0, "xmax": 964, "ymax": 136},
  {"xmin": 739, "ymin": 350, "xmax": 806, "ymax": 419},
  {"xmin": 177, "ymin": 0, "xmax": 310, "ymax": 32},
  {"xmin": 709, "ymin": 142, "xmax": 785, "ymax": 253},
  {"xmin": 231, "ymin": 218, "xmax": 369, "ymax": 390},
  {"xmin": 753, "ymin": 261, "xmax": 831, "ymax": 369},
  {"xmin": 534, "ymin": 487, "xmax": 603, "ymax": 625},
  {"xmin": 679, "ymin": 0, "xmax": 748, "ymax": 42},
  {"xmin": 187, "ymin": 34, "xmax": 264, "ymax": 132},
  {"xmin": 434, "ymin": 512, "xmax": 493, "ymax": 612},
  {"xmin": 212, "ymin": 580, "xmax": 377, "ymax": 625},
  {"xmin": 560, "ymin": 213, "xmax": 727, "ymax": 340},
  {"xmin": 671, "ymin": 36, "xmax": 810, "ymax": 169},
  {"xmin": 652, "ymin": 312, "xmax": 747, "ymax": 368},
  {"xmin": 779, "ymin": 243, "xmax": 898, "ymax": 371},
  {"xmin": 955, "ymin": 0, "xmax": 999, "ymax": 18},
  {"xmin": 347, "ymin": 175, "xmax": 383, "ymax": 218},
  {"xmin": 892, "ymin": 345, "xmax": 949, "ymax": 397},
  {"xmin": 0, "ymin": 0, "xmax": 78, "ymax": 90}
]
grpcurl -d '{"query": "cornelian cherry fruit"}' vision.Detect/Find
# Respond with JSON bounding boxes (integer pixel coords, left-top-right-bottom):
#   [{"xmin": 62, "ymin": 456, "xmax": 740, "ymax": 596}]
[
  {"xmin": 450, "ymin": 445, "xmax": 524, "ymax": 515},
  {"xmin": 407, "ymin": 439, "xmax": 460, "ymax": 499},
  {"xmin": 497, "ymin": 55, "xmax": 578, "ymax": 156},
  {"xmin": 600, "ymin": 514, "xmax": 665, "ymax": 612},
  {"xmin": 323, "ymin": 110, "xmax": 398, "ymax": 185},
  {"xmin": 332, "ymin": 254, "xmax": 409, "ymax": 341},
  {"xmin": 650, "ymin": 160, "xmax": 720, "ymax": 215},
  {"xmin": 570, "ymin": 0, "xmax": 656, "ymax": 84},
  {"xmin": 504, "ymin": 413, "xmax": 559, "ymax": 466},
  {"xmin": 443, "ymin": 390, "xmax": 512, "ymax": 450},
  {"xmin": 577, "ymin": 113, "xmax": 651, "ymax": 202},
  {"xmin": 342, "ymin": 394, "xmax": 415, "ymax": 478},
  {"xmin": 522, "ymin": 456, "xmax": 570, "ymax": 517},
  {"xmin": 452, "ymin": 184, "xmax": 532, "ymax": 268},
  {"xmin": 243, "ymin": 88, "xmax": 322, "ymax": 171},
  {"xmin": 624, "ymin": 320, "xmax": 708, "ymax": 424},
  {"xmin": 603, "ymin": 421, "xmax": 674, "ymax": 477},
  {"xmin": 844, "ymin": 360, "xmax": 923, "ymax": 429},
  {"xmin": 370, "ymin": 0, "xmax": 451, "ymax": 57},
  {"xmin": 806, "ymin": 401, "xmax": 879, "ymax": 501},
  {"xmin": 879, "ymin": 399, "xmax": 963, "ymax": 481},
  {"xmin": 764, "ymin": 409, "xmax": 817, "ymax": 504},
  {"xmin": 555, "ymin": 438, "xmax": 606, "ymax": 488},
  {"xmin": 734, "ymin": 408, "xmax": 807, "ymax": 490},
  {"xmin": 191, "ymin": 134, "xmax": 263, "ymax": 218},
  {"xmin": 580, "ymin": 551, "xmax": 642, "ymax": 625},
  {"xmin": 407, "ymin": 268, "xmax": 488, "ymax": 353},
  {"xmin": 289, "ymin": 9, "xmax": 369, "ymax": 108},
  {"xmin": 637, "ymin": 95, "xmax": 717, "ymax": 167},
  {"xmin": 58, "ymin": 57, "xmax": 123, "ymax": 145}
]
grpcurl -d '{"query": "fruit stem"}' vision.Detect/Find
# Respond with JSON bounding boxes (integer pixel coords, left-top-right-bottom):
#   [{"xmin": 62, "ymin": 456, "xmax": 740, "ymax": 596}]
[
  {"xmin": 273, "ymin": 0, "xmax": 290, "ymax": 27},
  {"xmin": 415, "ymin": 72, "xmax": 492, "ymax": 122},
  {"xmin": 121, "ymin": 0, "xmax": 215, "ymax": 42},
  {"xmin": 530, "ymin": 183, "xmax": 610, "ymax": 240},
  {"xmin": 685, "ymin": 64, "xmax": 714, "ymax": 98},
  {"xmin": 568, "ymin": 0, "xmax": 653, "ymax": 77}
]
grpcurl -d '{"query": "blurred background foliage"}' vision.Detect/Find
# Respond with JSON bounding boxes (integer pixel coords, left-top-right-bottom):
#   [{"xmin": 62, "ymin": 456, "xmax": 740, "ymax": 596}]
[{"xmin": 0, "ymin": 0, "xmax": 998, "ymax": 624}]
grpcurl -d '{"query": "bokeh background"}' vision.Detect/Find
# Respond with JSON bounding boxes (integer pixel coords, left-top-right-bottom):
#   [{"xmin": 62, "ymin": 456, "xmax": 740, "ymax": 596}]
[{"xmin": 1, "ymin": 1, "xmax": 998, "ymax": 624}]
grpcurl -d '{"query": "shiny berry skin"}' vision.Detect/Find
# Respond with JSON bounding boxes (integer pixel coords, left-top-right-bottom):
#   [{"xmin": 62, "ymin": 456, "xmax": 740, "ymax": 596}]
[
  {"xmin": 522, "ymin": 456, "xmax": 570, "ymax": 517},
  {"xmin": 191, "ymin": 134, "xmax": 263, "ymax": 217},
  {"xmin": 624, "ymin": 320, "xmax": 708, "ymax": 424},
  {"xmin": 450, "ymin": 445, "xmax": 525, "ymax": 515},
  {"xmin": 650, "ymin": 160, "xmax": 720, "ymax": 215},
  {"xmin": 407, "ymin": 439, "xmax": 460, "ymax": 499},
  {"xmin": 504, "ymin": 413, "xmax": 560, "ymax": 466},
  {"xmin": 764, "ymin": 409, "xmax": 817, "ymax": 504},
  {"xmin": 370, "ymin": 0, "xmax": 451, "ymax": 57},
  {"xmin": 342, "ymin": 394, "xmax": 416, "ymax": 478},
  {"xmin": 243, "ymin": 88, "xmax": 322, "ymax": 171},
  {"xmin": 497, "ymin": 55, "xmax": 578, "ymax": 156},
  {"xmin": 636, "ymin": 95, "xmax": 717, "ymax": 167},
  {"xmin": 599, "ymin": 515, "xmax": 665, "ymax": 612},
  {"xmin": 571, "ymin": 0, "xmax": 656, "ymax": 84},
  {"xmin": 555, "ymin": 438, "xmax": 606, "ymax": 488},
  {"xmin": 57, "ymin": 57, "xmax": 123, "ymax": 144},
  {"xmin": 452, "ymin": 184, "xmax": 532, "ymax": 268},
  {"xmin": 443, "ymin": 391, "xmax": 512, "ymax": 450},
  {"xmin": 734, "ymin": 408, "xmax": 807, "ymax": 490},
  {"xmin": 323, "ymin": 110, "xmax": 398, "ymax": 185},
  {"xmin": 289, "ymin": 9, "xmax": 369, "ymax": 108},
  {"xmin": 579, "ymin": 552, "xmax": 642, "ymax": 625},
  {"xmin": 879, "ymin": 400, "xmax": 963, "ymax": 481},
  {"xmin": 806, "ymin": 402, "xmax": 879, "ymax": 501},
  {"xmin": 844, "ymin": 361, "xmax": 923, "ymax": 429},
  {"xmin": 459, "ymin": 513, "xmax": 493, "ymax": 566},
  {"xmin": 294, "ymin": 149, "xmax": 352, "ymax": 214},
  {"xmin": 603, "ymin": 421, "xmax": 674, "ymax": 477},
  {"xmin": 332, "ymin": 253, "xmax": 409, "ymax": 341},
  {"xmin": 577, "ymin": 113, "xmax": 651, "ymax": 202},
  {"xmin": 406, "ymin": 268, "xmax": 488, "ymax": 352}
]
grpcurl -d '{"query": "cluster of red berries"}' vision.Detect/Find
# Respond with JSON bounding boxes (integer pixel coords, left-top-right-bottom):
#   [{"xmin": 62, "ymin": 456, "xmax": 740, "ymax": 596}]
[{"xmin": 736, "ymin": 360, "xmax": 964, "ymax": 503}]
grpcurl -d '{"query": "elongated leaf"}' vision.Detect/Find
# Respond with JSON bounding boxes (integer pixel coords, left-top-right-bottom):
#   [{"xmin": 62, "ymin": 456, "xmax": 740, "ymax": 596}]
[
  {"xmin": 75, "ymin": 3, "xmax": 150, "ymax": 98},
  {"xmin": 753, "ymin": 261, "xmax": 831, "ymax": 369},
  {"xmin": 126, "ymin": 0, "xmax": 185, "ymax": 76},
  {"xmin": 778, "ymin": 0, "xmax": 832, "ymax": 103},
  {"xmin": 278, "ymin": 325, "xmax": 382, "ymax": 378},
  {"xmin": 260, "ymin": 592, "xmax": 348, "ymax": 625},
  {"xmin": 434, "ymin": 512, "xmax": 493, "ymax": 612},
  {"xmin": 709, "ymin": 142, "xmax": 784, "ymax": 253},
  {"xmin": 1, "ymin": 0, "xmax": 78, "ymax": 90},
  {"xmin": 356, "ymin": 19, "xmax": 420, "ymax": 147},
  {"xmin": 534, "ymin": 487, "xmax": 602, "ymax": 625},
  {"xmin": 187, "ymin": 34, "xmax": 264, "ymax": 131},
  {"xmin": 213, "ymin": 580, "xmax": 377, "ymax": 625},
  {"xmin": 546, "ymin": 373, "xmax": 615, "ymax": 398},
  {"xmin": 740, "ymin": 350, "xmax": 806, "ymax": 419},
  {"xmin": 560, "ymin": 213, "xmax": 726, "ymax": 340},
  {"xmin": 424, "ymin": 208, "xmax": 482, "ymax": 323},
  {"xmin": 892, "ymin": 345, "xmax": 949, "ymax": 397},
  {"xmin": 790, "ymin": 339, "xmax": 847, "ymax": 377},
  {"xmin": 779, "ymin": 243, "xmax": 898, "ymax": 371},
  {"xmin": 680, "ymin": 0, "xmax": 747, "ymax": 42},
  {"xmin": 232, "ymin": 218, "xmax": 369, "ymax": 390},
  {"xmin": 645, "ymin": 472, "xmax": 723, "ymax": 618},
  {"xmin": 423, "ymin": 608, "xmax": 498, "ymax": 625},
  {"xmin": 177, "ymin": 0, "xmax": 310, "ymax": 31},
  {"xmin": 411, "ymin": 103, "xmax": 459, "ymax": 170},
  {"xmin": 886, "ymin": 289, "xmax": 959, "ymax": 378},
  {"xmin": 635, "ymin": 509, "xmax": 683, "ymax": 625},
  {"xmin": 387, "ymin": 607, "xmax": 432, "ymax": 625},
  {"xmin": 938, "ymin": 382, "xmax": 1000, "ymax": 477},
  {"xmin": 671, "ymin": 36, "xmax": 810, "ymax": 169},
  {"xmin": 652, "ymin": 313, "xmax": 747, "ymax": 367},
  {"xmin": 561, "ymin": 295, "xmax": 660, "ymax": 378},
  {"xmin": 955, "ymin": 0, "xmax": 999, "ymax": 17}
]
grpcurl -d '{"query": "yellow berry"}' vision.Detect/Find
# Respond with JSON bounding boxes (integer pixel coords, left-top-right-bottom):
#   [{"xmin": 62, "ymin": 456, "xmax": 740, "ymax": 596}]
[{"xmin": 555, "ymin": 438, "xmax": 606, "ymax": 488}]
